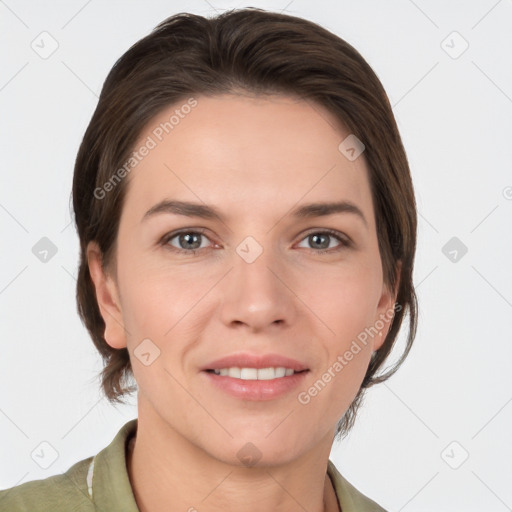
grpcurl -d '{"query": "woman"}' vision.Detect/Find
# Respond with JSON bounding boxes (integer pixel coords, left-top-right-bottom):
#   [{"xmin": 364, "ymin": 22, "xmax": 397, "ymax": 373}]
[{"xmin": 0, "ymin": 8, "xmax": 417, "ymax": 511}]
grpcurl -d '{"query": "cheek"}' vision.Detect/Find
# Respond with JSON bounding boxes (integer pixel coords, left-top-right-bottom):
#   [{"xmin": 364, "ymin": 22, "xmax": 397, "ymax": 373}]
[
  {"xmin": 296, "ymin": 336, "xmax": 372, "ymax": 430},
  {"xmin": 117, "ymin": 257, "xmax": 218, "ymax": 350},
  {"xmin": 299, "ymin": 261, "xmax": 381, "ymax": 395},
  {"xmin": 301, "ymin": 260, "xmax": 382, "ymax": 335}
]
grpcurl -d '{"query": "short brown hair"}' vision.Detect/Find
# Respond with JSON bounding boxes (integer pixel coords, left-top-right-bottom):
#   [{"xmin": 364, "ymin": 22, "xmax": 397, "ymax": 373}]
[{"xmin": 72, "ymin": 8, "xmax": 418, "ymax": 439}]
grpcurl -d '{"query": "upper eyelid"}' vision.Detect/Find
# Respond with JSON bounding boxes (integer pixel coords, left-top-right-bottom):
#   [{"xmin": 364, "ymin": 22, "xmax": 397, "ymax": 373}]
[
  {"xmin": 160, "ymin": 227, "xmax": 211, "ymax": 246},
  {"xmin": 297, "ymin": 229, "xmax": 352, "ymax": 249}
]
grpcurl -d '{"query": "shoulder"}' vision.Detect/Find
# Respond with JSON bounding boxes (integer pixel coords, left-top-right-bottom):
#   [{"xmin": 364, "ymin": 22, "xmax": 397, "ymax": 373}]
[
  {"xmin": 0, "ymin": 457, "xmax": 94, "ymax": 512},
  {"xmin": 0, "ymin": 418, "xmax": 138, "ymax": 512},
  {"xmin": 327, "ymin": 459, "xmax": 388, "ymax": 512}
]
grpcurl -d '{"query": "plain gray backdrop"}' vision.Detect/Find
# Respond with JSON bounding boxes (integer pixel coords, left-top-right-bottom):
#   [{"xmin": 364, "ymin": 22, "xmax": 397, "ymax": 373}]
[{"xmin": 1, "ymin": 1, "xmax": 511, "ymax": 511}]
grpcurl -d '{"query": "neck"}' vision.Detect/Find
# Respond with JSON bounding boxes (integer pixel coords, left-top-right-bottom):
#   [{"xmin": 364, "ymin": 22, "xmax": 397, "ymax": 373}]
[{"xmin": 126, "ymin": 404, "xmax": 340, "ymax": 512}]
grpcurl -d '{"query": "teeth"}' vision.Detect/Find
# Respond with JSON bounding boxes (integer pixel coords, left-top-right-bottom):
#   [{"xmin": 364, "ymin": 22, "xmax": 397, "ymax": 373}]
[
  {"xmin": 275, "ymin": 367, "xmax": 286, "ymax": 378},
  {"xmin": 212, "ymin": 367, "xmax": 298, "ymax": 380},
  {"xmin": 228, "ymin": 367, "xmax": 241, "ymax": 378}
]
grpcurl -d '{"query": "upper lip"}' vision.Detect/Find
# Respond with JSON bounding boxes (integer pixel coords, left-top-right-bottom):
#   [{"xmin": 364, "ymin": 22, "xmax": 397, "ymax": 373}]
[{"xmin": 202, "ymin": 353, "xmax": 309, "ymax": 372}]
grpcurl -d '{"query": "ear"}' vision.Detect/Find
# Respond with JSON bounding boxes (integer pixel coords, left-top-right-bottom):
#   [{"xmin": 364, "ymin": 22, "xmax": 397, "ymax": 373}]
[
  {"xmin": 373, "ymin": 260, "xmax": 401, "ymax": 352},
  {"xmin": 87, "ymin": 241, "xmax": 127, "ymax": 349}
]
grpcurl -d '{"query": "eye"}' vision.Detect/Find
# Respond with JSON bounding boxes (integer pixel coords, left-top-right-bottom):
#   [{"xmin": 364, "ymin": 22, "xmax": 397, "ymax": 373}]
[
  {"xmin": 296, "ymin": 229, "xmax": 351, "ymax": 254},
  {"xmin": 161, "ymin": 229, "xmax": 213, "ymax": 254},
  {"xmin": 160, "ymin": 228, "xmax": 351, "ymax": 256}
]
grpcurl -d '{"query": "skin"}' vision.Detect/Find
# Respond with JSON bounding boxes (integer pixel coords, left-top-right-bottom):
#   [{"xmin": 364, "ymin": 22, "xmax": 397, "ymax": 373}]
[{"xmin": 88, "ymin": 94, "xmax": 397, "ymax": 512}]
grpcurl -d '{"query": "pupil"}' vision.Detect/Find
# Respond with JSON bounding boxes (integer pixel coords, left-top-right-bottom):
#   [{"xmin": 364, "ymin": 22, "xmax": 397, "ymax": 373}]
[
  {"xmin": 312, "ymin": 234, "xmax": 328, "ymax": 249},
  {"xmin": 181, "ymin": 233, "xmax": 200, "ymax": 249}
]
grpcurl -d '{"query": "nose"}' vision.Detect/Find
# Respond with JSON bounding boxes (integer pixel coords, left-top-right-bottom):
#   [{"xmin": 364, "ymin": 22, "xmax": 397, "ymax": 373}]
[{"xmin": 218, "ymin": 243, "xmax": 298, "ymax": 332}]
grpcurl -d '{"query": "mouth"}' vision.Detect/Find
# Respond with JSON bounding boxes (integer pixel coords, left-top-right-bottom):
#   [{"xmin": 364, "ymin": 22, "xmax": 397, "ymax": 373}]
[
  {"xmin": 200, "ymin": 352, "xmax": 310, "ymax": 400},
  {"xmin": 202, "ymin": 367, "xmax": 310, "ymax": 401}
]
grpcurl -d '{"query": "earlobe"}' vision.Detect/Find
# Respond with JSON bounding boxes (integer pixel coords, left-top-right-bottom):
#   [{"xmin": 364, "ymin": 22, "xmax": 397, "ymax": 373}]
[{"xmin": 86, "ymin": 241, "xmax": 127, "ymax": 349}]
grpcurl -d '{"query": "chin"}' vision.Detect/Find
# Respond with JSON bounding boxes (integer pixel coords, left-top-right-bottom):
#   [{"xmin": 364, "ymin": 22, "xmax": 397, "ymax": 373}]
[{"xmin": 212, "ymin": 430, "xmax": 310, "ymax": 468}]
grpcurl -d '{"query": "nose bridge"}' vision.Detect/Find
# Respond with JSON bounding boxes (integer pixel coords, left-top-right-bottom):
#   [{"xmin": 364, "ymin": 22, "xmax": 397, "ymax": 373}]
[
  {"xmin": 237, "ymin": 242, "xmax": 279, "ymax": 297},
  {"xmin": 220, "ymin": 236, "xmax": 296, "ymax": 329}
]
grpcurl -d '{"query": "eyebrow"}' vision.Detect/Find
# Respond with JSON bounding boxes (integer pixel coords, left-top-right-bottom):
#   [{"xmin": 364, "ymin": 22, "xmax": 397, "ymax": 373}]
[{"xmin": 142, "ymin": 199, "xmax": 368, "ymax": 228}]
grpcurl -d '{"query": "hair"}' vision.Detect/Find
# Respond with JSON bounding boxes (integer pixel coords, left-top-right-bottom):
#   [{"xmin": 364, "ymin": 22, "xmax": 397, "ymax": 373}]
[{"xmin": 72, "ymin": 7, "xmax": 418, "ymax": 439}]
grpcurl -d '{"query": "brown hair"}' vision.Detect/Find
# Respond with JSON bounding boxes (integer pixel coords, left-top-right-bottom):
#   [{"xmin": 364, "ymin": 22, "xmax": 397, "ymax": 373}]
[{"xmin": 72, "ymin": 7, "xmax": 417, "ymax": 439}]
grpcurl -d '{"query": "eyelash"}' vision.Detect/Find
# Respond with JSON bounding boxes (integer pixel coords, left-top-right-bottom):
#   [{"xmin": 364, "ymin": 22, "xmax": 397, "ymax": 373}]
[{"xmin": 159, "ymin": 228, "xmax": 352, "ymax": 256}]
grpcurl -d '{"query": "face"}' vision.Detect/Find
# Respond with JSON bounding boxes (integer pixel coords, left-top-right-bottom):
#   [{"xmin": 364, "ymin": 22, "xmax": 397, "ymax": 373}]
[{"xmin": 88, "ymin": 93, "xmax": 396, "ymax": 466}]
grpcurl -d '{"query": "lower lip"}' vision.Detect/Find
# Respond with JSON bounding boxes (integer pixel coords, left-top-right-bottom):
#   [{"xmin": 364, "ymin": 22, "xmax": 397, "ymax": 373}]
[{"xmin": 201, "ymin": 370, "xmax": 309, "ymax": 401}]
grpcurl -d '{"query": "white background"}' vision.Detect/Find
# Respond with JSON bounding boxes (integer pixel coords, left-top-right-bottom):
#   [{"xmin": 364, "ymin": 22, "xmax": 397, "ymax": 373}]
[{"xmin": 1, "ymin": 1, "xmax": 511, "ymax": 510}]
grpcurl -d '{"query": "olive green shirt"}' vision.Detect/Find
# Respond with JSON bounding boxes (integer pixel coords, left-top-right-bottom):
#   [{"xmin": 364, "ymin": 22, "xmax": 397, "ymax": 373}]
[{"xmin": 0, "ymin": 419, "xmax": 387, "ymax": 511}]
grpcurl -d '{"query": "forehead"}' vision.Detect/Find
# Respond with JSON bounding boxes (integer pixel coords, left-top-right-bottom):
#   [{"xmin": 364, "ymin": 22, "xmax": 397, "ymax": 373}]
[{"xmin": 122, "ymin": 94, "xmax": 374, "ymax": 226}]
